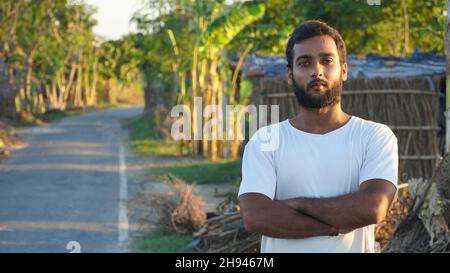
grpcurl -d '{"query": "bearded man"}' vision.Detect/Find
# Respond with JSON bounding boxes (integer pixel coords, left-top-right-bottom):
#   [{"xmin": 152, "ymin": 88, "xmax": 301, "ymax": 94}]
[{"xmin": 238, "ymin": 20, "xmax": 398, "ymax": 253}]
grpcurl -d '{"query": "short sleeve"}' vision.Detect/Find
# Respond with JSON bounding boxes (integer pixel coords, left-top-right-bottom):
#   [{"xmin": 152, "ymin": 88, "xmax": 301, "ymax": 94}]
[
  {"xmin": 238, "ymin": 130, "xmax": 277, "ymax": 200},
  {"xmin": 359, "ymin": 124, "xmax": 399, "ymax": 189}
]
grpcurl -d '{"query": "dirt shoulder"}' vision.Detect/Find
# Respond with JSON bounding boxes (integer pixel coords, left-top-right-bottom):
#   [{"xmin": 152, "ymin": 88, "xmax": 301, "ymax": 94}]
[{"xmin": 0, "ymin": 121, "xmax": 25, "ymax": 158}]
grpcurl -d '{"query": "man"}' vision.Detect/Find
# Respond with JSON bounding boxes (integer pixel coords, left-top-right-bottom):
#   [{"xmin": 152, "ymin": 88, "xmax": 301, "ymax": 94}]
[{"xmin": 238, "ymin": 20, "xmax": 398, "ymax": 253}]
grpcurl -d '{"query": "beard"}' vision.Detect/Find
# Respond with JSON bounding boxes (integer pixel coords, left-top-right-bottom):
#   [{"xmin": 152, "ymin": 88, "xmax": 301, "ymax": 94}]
[{"xmin": 291, "ymin": 76, "xmax": 343, "ymax": 109}]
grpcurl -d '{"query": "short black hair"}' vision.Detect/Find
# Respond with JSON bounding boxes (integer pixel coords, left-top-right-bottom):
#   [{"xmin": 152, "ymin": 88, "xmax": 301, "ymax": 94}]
[{"xmin": 286, "ymin": 20, "xmax": 347, "ymax": 68}]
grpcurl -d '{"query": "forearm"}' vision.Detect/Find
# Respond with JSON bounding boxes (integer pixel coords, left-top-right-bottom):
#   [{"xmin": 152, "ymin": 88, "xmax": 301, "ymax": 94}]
[
  {"xmin": 283, "ymin": 180, "xmax": 396, "ymax": 230},
  {"xmin": 282, "ymin": 191, "xmax": 380, "ymax": 230},
  {"xmin": 243, "ymin": 199, "xmax": 338, "ymax": 239}
]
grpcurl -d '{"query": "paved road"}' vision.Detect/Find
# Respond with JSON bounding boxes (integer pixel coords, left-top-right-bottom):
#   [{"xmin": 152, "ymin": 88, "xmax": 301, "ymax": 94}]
[{"xmin": 0, "ymin": 106, "xmax": 143, "ymax": 253}]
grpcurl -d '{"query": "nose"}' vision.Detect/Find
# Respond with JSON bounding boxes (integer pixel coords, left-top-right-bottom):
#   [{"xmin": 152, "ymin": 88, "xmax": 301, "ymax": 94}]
[{"xmin": 311, "ymin": 61, "xmax": 323, "ymax": 79}]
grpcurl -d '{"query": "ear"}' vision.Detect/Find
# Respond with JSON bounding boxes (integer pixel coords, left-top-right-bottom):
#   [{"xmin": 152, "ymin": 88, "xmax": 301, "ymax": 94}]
[
  {"xmin": 341, "ymin": 62, "xmax": 348, "ymax": 81},
  {"xmin": 286, "ymin": 66, "xmax": 293, "ymax": 85}
]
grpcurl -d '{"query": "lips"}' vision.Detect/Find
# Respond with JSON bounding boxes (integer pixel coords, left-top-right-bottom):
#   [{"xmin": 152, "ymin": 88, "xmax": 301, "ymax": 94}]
[{"xmin": 308, "ymin": 81, "xmax": 327, "ymax": 89}]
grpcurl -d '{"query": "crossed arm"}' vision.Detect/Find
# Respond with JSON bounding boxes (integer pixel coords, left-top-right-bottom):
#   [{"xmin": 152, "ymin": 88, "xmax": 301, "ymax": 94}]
[{"xmin": 239, "ymin": 179, "xmax": 397, "ymax": 239}]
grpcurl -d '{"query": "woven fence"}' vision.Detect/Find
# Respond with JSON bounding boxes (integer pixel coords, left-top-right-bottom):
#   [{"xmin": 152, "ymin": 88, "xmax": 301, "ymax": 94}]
[{"xmin": 251, "ymin": 75, "xmax": 445, "ymax": 181}]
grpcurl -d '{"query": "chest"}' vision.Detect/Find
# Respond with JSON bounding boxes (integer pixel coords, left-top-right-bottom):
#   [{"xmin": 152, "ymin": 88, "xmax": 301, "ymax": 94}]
[{"xmin": 274, "ymin": 134, "xmax": 363, "ymax": 199}]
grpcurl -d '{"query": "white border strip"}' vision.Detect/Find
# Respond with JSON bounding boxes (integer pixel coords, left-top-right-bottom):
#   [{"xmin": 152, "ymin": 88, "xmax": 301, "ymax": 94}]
[{"xmin": 118, "ymin": 144, "xmax": 129, "ymax": 245}]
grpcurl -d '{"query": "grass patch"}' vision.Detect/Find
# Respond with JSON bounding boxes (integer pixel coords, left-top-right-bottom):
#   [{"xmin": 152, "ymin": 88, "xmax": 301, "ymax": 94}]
[
  {"xmin": 97, "ymin": 100, "xmax": 132, "ymax": 109},
  {"xmin": 128, "ymin": 114, "xmax": 242, "ymax": 184},
  {"xmin": 12, "ymin": 109, "xmax": 82, "ymax": 127},
  {"xmin": 39, "ymin": 109, "xmax": 81, "ymax": 123},
  {"xmin": 134, "ymin": 230, "xmax": 193, "ymax": 253},
  {"xmin": 13, "ymin": 114, "xmax": 43, "ymax": 127},
  {"xmin": 12, "ymin": 119, "xmax": 42, "ymax": 127},
  {"xmin": 152, "ymin": 159, "xmax": 242, "ymax": 185},
  {"xmin": 128, "ymin": 114, "xmax": 182, "ymax": 156}
]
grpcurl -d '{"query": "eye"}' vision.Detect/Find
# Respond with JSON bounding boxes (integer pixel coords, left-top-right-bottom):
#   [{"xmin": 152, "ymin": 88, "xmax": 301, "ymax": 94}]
[
  {"xmin": 297, "ymin": 61, "xmax": 309, "ymax": 67},
  {"xmin": 321, "ymin": 58, "xmax": 334, "ymax": 65}
]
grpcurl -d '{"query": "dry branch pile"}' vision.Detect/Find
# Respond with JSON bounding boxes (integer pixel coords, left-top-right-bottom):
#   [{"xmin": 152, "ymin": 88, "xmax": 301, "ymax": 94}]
[
  {"xmin": 384, "ymin": 156, "xmax": 450, "ymax": 252},
  {"xmin": 189, "ymin": 211, "xmax": 260, "ymax": 253},
  {"xmin": 376, "ymin": 185, "xmax": 411, "ymax": 249},
  {"xmin": 128, "ymin": 174, "xmax": 206, "ymax": 234}
]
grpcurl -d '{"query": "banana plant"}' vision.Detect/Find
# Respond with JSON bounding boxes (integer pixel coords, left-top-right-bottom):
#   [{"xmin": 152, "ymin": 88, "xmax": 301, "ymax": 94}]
[
  {"xmin": 198, "ymin": 1, "xmax": 266, "ymax": 59},
  {"xmin": 192, "ymin": 1, "xmax": 265, "ymax": 160}
]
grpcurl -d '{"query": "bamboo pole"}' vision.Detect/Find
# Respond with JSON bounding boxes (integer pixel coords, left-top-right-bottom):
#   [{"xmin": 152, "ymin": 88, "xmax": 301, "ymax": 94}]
[{"xmin": 446, "ymin": 0, "xmax": 450, "ymax": 153}]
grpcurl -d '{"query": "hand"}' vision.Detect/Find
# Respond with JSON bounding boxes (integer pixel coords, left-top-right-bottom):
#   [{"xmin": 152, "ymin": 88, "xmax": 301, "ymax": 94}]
[{"xmin": 329, "ymin": 227, "xmax": 339, "ymax": 236}]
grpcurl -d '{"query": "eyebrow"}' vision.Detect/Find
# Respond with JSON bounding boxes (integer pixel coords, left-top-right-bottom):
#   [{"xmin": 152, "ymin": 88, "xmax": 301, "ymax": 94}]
[{"xmin": 295, "ymin": 52, "xmax": 336, "ymax": 62}]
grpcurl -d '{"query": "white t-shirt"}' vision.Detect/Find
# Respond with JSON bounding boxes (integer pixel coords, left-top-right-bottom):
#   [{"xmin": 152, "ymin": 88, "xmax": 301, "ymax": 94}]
[{"xmin": 238, "ymin": 116, "xmax": 398, "ymax": 253}]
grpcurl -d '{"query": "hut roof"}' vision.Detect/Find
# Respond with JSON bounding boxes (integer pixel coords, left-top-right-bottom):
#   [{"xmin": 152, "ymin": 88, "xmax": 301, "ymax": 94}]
[{"xmin": 243, "ymin": 51, "xmax": 446, "ymax": 78}]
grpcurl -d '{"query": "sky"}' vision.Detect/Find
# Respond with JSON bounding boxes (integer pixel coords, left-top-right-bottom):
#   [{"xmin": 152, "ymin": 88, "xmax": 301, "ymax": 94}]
[{"xmin": 83, "ymin": 0, "xmax": 144, "ymax": 40}]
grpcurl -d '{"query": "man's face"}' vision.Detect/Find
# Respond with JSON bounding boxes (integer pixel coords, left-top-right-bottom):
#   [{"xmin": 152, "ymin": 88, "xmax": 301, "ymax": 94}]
[{"xmin": 287, "ymin": 35, "xmax": 347, "ymax": 109}]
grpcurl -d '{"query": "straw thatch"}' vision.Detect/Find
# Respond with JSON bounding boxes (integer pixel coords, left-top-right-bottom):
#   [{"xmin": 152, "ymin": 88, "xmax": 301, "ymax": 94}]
[{"xmin": 253, "ymin": 74, "xmax": 444, "ymax": 180}]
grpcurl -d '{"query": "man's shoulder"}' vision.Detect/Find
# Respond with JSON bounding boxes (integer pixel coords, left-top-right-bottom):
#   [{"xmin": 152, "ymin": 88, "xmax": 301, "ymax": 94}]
[
  {"xmin": 249, "ymin": 120, "xmax": 288, "ymax": 141},
  {"xmin": 352, "ymin": 116, "xmax": 396, "ymax": 139}
]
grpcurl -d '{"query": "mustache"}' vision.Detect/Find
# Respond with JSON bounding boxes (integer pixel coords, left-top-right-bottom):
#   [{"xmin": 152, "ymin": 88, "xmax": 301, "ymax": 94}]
[{"xmin": 307, "ymin": 80, "xmax": 328, "ymax": 89}]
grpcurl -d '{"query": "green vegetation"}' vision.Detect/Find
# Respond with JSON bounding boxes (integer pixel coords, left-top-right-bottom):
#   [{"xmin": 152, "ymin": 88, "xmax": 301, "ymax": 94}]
[
  {"xmin": 134, "ymin": 230, "xmax": 193, "ymax": 253},
  {"xmin": 152, "ymin": 159, "xmax": 242, "ymax": 185},
  {"xmin": 13, "ymin": 116, "xmax": 44, "ymax": 128},
  {"xmin": 0, "ymin": 1, "xmax": 144, "ymax": 120},
  {"xmin": 128, "ymin": 114, "xmax": 182, "ymax": 156},
  {"xmin": 13, "ymin": 109, "xmax": 82, "ymax": 127},
  {"xmin": 40, "ymin": 109, "xmax": 81, "ymax": 123},
  {"xmin": 128, "ymin": 113, "xmax": 241, "ymax": 184},
  {"xmin": 2, "ymin": 0, "xmax": 446, "ymax": 158},
  {"xmin": 130, "ymin": 0, "xmax": 446, "ymax": 160}
]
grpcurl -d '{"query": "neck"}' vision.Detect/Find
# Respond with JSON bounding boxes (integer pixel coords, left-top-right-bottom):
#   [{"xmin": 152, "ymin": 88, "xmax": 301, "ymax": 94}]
[{"xmin": 292, "ymin": 103, "xmax": 351, "ymax": 134}]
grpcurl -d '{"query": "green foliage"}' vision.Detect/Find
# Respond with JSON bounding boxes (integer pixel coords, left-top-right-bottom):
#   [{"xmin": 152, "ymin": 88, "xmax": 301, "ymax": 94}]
[
  {"xmin": 0, "ymin": 0, "xmax": 146, "ymax": 115},
  {"xmin": 199, "ymin": 1, "xmax": 266, "ymax": 58},
  {"xmin": 39, "ymin": 109, "xmax": 80, "ymax": 123},
  {"xmin": 152, "ymin": 159, "xmax": 242, "ymax": 185},
  {"xmin": 230, "ymin": 0, "xmax": 298, "ymax": 54},
  {"xmin": 293, "ymin": 0, "xmax": 446, "ymax": 55},
  {"xmin": 1, "ymin": 0, "xmax": 446, "ymax": 147},
  {"xmin": 240, "ymin": 79, "xmax": 253, "ymax": 104},
  {"xmin": 98, "ymin": 38, "xmax": 143, "ymax": 83},
  {"xmin": 128, "ymin": 114, "xmax": 184, "ymax": 156},
  {"xmin": 134, "ymin": 230, "xmax": 192, "ymax": 253}
]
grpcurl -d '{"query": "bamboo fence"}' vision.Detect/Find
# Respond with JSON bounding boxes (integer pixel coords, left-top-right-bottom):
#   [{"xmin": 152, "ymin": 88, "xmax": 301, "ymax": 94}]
[{"xmin": 252, "ymin": 75, "xmax": 445, "ymax": 180}]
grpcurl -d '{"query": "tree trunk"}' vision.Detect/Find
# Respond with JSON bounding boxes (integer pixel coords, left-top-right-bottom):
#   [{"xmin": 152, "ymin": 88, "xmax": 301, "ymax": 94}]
[
  {"xmin": 0, "ymin": 57, "xmax": 17, "ymax": 120},
  {"xmin": 210, "ymin": 59, "xmax": 219, "ymax": 161},
  {"xmin": 144, "ymin": 83, "xmax": 153, "ymax": 113},
  {"xmin": 74, "ymin": 63, "xmax": 83, "ymax": 108},
  {"xmin": 401, "ymin": 0, "xmax": 410, "ymax": 55}
]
